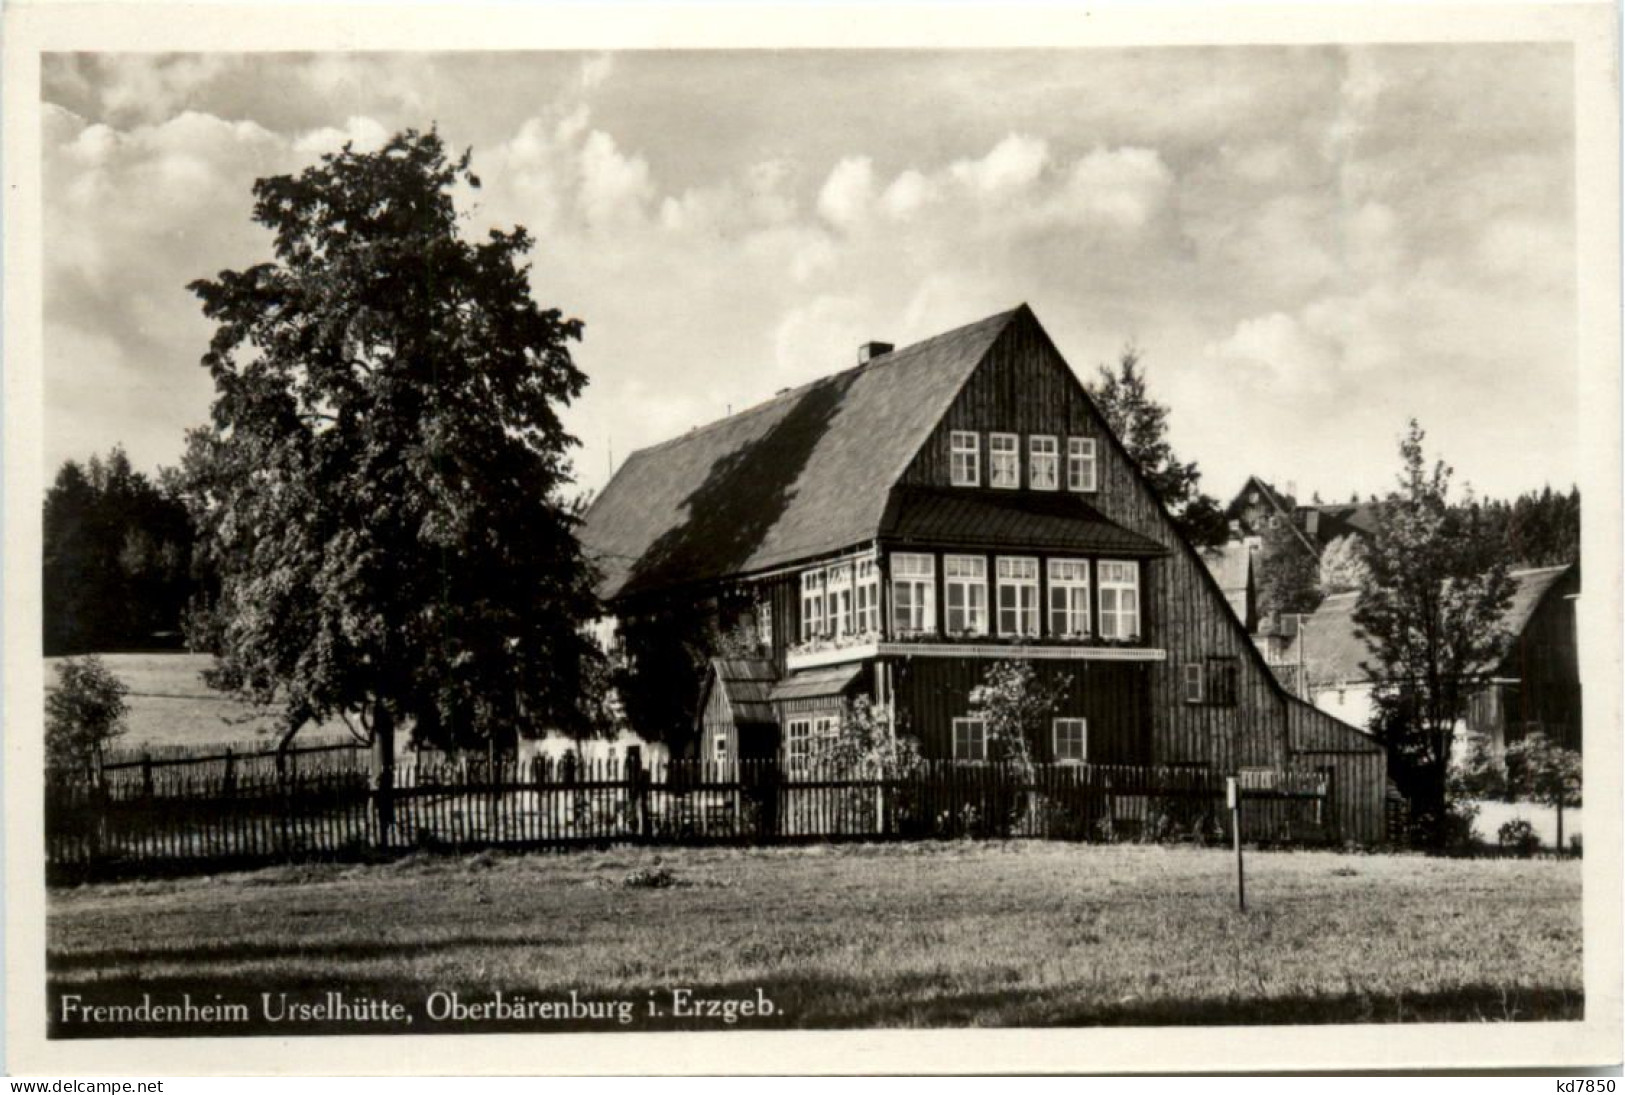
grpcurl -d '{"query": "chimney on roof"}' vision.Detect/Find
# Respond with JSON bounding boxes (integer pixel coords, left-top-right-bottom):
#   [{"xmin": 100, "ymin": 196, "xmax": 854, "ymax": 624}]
[{"xmin": 858, "ymin": 341, "xmax": 894, "ymax": 365}]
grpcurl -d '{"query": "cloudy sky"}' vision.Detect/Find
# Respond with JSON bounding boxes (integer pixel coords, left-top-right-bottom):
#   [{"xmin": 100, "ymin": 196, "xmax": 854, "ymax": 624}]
[{"xmin": 42, "ymin": 46, "xmax": 1577, "ymax": 504}]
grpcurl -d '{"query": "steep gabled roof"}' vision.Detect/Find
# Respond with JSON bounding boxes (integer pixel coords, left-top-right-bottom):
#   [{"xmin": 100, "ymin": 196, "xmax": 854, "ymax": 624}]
[
  {"xmin": 709, "ymin": 657, "xmax": 777, "ymax": 724},
  {"xmin": 1227, "ymin": 475, "xmax": 1318, "ymax": 557},
  {"xmin": 582, "ymin": 308, "xmax": 1022, "ymax": 600},
  {"xmin": 1290, "ymin": 564, "xmax": 1579, "ymax": 687}
]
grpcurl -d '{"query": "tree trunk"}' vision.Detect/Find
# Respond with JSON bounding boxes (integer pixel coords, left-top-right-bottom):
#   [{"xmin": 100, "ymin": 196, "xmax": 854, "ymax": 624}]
[{"xmin": 372, "ymin": 700, "xmax": 396, "ymax": 849}]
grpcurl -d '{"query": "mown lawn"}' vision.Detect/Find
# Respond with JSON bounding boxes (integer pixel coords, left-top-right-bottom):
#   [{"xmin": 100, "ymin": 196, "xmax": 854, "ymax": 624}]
[{"xmin": 46, "ymin": 842, "xmax": 1582, "ymax": 1034}]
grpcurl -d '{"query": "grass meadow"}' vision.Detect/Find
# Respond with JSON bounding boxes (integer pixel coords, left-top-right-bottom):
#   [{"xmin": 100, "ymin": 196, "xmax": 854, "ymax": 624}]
[
  {"xmin": 44, "ymin": 653, "xmax": 353, "ymax": 753},
  {"xmin": 47, "ymin": 842, "xmax": 1582, "ymax": 1031}
]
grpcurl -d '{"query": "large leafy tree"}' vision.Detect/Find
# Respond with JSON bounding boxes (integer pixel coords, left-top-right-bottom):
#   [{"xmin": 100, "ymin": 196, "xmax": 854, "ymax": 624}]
[
  {"xmin": 1087, "ymin": 346, "xmax": 1227, "ymax": 547},
  {"xmin": 179, "ymin": 129, "xmax": 605, "ymax": 767},
  {"xmin": 1355, "ymin": 420, "xmax": 1513, "ymax": 846}
]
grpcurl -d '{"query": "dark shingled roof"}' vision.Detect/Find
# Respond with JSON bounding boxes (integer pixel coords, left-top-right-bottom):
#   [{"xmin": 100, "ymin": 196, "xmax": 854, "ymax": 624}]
[
  {"xmin": 711, "ymin": 657, "xmax": 777, "ymax": 724},
  {"xmin": 582, "ymin": 308, "xmax": 1022, "ymax": 600},
  {"xmin": 1292, "ymin": 564, "xmax": 1577, "ymax": 686},
  {"xmin": 769, "ymin": 665, "xmax": 863, "ymax": 703},
  {"xmin": 879, "ymin": 485, "xmax": 1167, "ymax": 556}
]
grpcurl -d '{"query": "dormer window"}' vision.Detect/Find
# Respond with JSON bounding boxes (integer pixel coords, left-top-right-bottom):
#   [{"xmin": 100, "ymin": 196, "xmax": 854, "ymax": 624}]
[
  {"xmin": 950, "ymin": 431, "xmax": 980, "ymax": 487},
  {"xmin": 1029, "ymin": 435, "xmax": 1059, "ymax": 490},
  {"xmin": 1067, "ymin": 438, "xmax": 1098, "ymax": 493},
  {"xmin": 990, "ymin": 433, "xmax": 1019, "ymax": 489}
]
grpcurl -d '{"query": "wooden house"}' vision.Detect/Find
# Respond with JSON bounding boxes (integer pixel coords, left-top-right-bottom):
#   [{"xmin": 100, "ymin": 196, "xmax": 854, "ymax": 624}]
[
  {"xmin": 580, "ymin": 306, "xmax": 1386, "ymax": 840},
  {"xmin": 1285, "ymin": 563, "xmax": 1581, "ymax": 755}
]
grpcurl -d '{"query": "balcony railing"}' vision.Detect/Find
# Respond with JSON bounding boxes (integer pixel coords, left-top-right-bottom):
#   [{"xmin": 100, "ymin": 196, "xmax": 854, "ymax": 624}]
[{"xmin": 786, "ymin": 631, "xmax": 1166, "ymax": 671}]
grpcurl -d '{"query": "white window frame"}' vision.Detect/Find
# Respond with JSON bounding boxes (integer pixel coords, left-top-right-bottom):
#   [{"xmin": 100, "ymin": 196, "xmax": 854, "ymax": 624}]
[
  {"xmin": 989, "ymin": 433, "xmax": 1020, "ymax": 489},
  {"xmin": 757, "ymin": 599, "xmax": 773, "ymax": 648},
  {"xmin": 1067, "ymin": 437, "xmax": 1098, "ymax": 493},
  {"xmin": 786, "ymin": 717, "xmax": 813, "ymax": 765},
  {"xmin": 826, "ymin": 562, "xmax": 855, "ymax": 637},
  {"xmin": 713, "ymin": 732, "xmax": 729, "ymax": 761},
  {"xmin": 943, "ymin": 554, "xmax": 989, "ymax": 636},
  {"xmin": 952, "ymin": 717, "xmax": 988, "ymax": 763},
  {"xmin": 1098, "ymin": 560, "xmax": 1141, "ymax": 640},
  {"xmin": 890, "ymin": 552, "xmax": 936, "ymax": 636},
  {"xmin": 996, "ymin": 556, "xmax": 1040, "ymax": 638},
  {"xmin": 1047, "ymin": 558, "xmax": 1091, "ymax": 638},
  {"xmin": 800, "ymin": 569, "xmax": 826, "ymax": 642},
  {"xmin": 1182, "ymin": 662, "xmax": 1204, "ymax": 704},
  {"xmin": 1053, "ymin": 718, "xmax": 1088, "ymax": 764},
  {"xmin": 1029, "ymin": 435, "xmax": 1059, "ymax": 491},
  {"xmin": 950, "ymin": 431, "xmax": 980, "ymax": 487},
  {"xmin": 855, "ymin": 557, "xmax": 880, "ymax": 635}
]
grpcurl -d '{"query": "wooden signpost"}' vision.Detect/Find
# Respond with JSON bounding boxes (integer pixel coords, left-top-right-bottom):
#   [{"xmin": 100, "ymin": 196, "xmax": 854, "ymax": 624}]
[{"xmin": 1228, "ymin": 776, "xmax": 1245, "ymax": 911}]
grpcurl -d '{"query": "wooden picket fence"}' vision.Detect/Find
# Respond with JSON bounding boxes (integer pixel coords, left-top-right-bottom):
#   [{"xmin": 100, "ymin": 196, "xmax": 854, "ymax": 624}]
[{"xmin": 45, "ymin": 757, "xmax": 1333, "ymax": 880}]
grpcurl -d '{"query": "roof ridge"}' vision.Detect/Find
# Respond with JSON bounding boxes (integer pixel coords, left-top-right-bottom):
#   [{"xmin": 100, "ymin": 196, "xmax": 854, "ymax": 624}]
[
  {"xmin": 621, "ymin": 306, "xmax": 1022, "ymax": 461},
  {"xmin": 1510, "ymin": 563, "xmax": 1571, "ymax": 577}
]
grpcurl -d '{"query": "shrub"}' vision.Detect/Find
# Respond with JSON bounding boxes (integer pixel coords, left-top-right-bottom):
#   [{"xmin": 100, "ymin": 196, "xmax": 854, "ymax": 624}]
[
  {"xmin": 1498, "ymin": 818, "xmax": 1540, "ymax": 857},
  {"xmin": 46, "ymin": 656, "xmax": 130, "ymax": 780}
]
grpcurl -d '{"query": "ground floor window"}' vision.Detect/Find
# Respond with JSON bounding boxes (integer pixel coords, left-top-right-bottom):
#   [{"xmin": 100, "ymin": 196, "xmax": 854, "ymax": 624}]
[
  {"xmin": 787, "ymin": 714, "xmax": 839, "ymax": 767},
  {"xmin": 953, "ymin": 717, "xmax": 988, "ymax": 762},
  {"xmin": 1053, "ymin": 718, "xmax": 1087, "ymax": 763}
]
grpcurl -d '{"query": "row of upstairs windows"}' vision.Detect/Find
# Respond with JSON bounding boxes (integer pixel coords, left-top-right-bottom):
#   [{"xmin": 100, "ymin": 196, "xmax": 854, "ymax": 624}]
[
  {"xmin": 800, "ymin": 557, "xmax": 881, "ymax": 642},
  {"xmin": 949, "ymin": 431, "xmax": 1098, "ymax": 492},
  {"xmin": 890, "ymin": 552, "xmax": 1140, "ymax": 641}
]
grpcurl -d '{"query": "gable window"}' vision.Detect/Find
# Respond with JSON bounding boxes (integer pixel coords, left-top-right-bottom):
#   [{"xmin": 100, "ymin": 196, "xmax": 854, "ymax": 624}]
[
  {"xmin": 714, "ymin": 733, "xmax": 729, "ymax": 761},
  {"xmin": 1067, "ymin": 438, "xmax": 1098, "ymax": 493},
  {"xmin": 1029, "ymin": 435, "xmax": 1059, "ymax": 491},
  {"xmin": 855, "ymin": 557, "xmax": 880, "ymax": 635},
  {"xmin": 950, "ymin": 431, "xmax": 980, "ymax": 487},
  {"xmin": 1047, "ymin": 559, "xmax": 1091, "ymax": 638},
  {"xmin": 827, "ymin": 563, "xmax": 854, "ymax": 636},
  {"xmin": 1053, "ymin": 718, "xmax": 1087, "ymax": 763},
  {"xmin": 990, "ymin": 433, "xmax": 1020, "ymax": 489},
  {"xmin": 944, "ymin": 555, "xmax": 989, "ymax": 636},
  {"xmin": 996, "ymin": 556, "xmax": 1040, "ymax": 637},
  {"xmin": 952, "ymin": 717, "xmax": 988, "ymax": 763},
  {"xmin": 800, "ymin": 570, "xmax": 826, "ymax": 641},
  {"xmin": 1182, "ymin": 662, "xmax": 1204, "ymax": 704},
  {"xmin": 890, "ymin": 553, "xmax": 936, "ymax": 636},
  {"xmin": 1098, "ymin": 560, "xmax": 1141, "ymax": 640},
  {"xmin": 1206, "ymin": 656, "xmax": 1240, "ymax": 707}
]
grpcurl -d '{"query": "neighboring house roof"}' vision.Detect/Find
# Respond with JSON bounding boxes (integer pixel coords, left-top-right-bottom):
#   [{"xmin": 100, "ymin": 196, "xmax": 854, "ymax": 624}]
[
  {"xmin": 880, "ymin": 485, "xmax": 1167, "ymax": 557},
  {"xmin": 1291, "ymin": 564, "xmax": 1578, "ymax": 688},
  {"xmin": 1298, "ymin": 501, "xmax": 1383, "ymax": 545},
  {"xmin": 581, "ymin": 308, "xmax": 1021, "ymax": 601},
  {"xmin": 1227, "ymin": 475, "xmax": 1318, "ymax": 557},
  {"xmin": 708, "ymin": 657, "xmax": 777, "ymax": 724},
  {"xmin": 1200, "ymin": 539, "xmax": 1254, "ymax": 625}
]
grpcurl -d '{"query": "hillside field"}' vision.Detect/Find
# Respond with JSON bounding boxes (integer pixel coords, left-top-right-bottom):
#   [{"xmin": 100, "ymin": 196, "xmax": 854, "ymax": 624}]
[
  {"xmin": 43, "ymin": 653, "xmax": 353, "ymax": 754},
  {"xmin": 47, "ymin": 842, "xmax": 1581, "ymax": 1034}
]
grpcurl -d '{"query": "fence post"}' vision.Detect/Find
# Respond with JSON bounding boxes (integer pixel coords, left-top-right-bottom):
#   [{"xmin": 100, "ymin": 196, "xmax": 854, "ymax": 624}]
[
  {"xmin": 626, "ymin": 749, "xmax": 647, "ymax": 842},
  {"xmin": 1228, "ymin": 776, "xmax": 1245, "ymax": 912}
]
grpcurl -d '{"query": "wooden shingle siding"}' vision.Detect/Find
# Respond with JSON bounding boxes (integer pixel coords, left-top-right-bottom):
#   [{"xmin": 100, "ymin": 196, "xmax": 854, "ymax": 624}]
[
  {"xmin": 903, "ymin": 312, "xmax": 1292, "ymax": 774},
  {"xmin": 888, "ymin": 657, "xmax": 1151, "ymax": 764}
]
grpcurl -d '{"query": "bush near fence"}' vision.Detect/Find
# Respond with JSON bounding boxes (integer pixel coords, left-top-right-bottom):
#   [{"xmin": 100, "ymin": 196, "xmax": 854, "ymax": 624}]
[{"xmin": 46, "ymin": 755, "xmax": 1335, "ymax": 881}]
